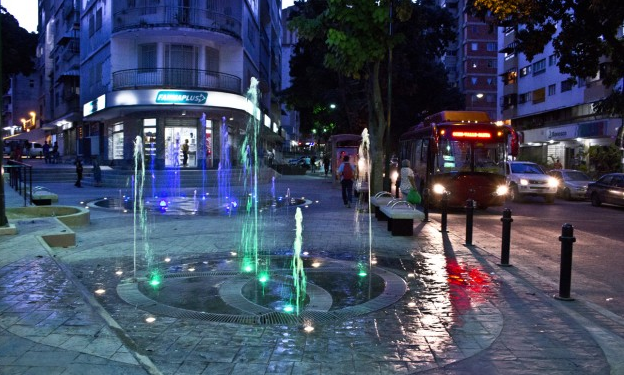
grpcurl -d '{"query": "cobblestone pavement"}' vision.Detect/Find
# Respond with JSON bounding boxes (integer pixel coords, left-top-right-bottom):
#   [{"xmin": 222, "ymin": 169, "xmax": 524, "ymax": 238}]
[{"xmin": 1, "ymin": 170, "xmax": 624, "ymax": 374}]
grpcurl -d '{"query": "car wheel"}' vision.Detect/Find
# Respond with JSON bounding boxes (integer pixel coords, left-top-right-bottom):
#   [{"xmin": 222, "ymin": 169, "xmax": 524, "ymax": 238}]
[
  {"xmin": 545, "ymin": 194, "xmax": 555, "ymax": 204},
  {"xmin": 590, "ymin": 192, "xmax": 601, "ymax": 207},
  {"xmin": 563, "ymin": 188, "xmax": 571, "ymax": 201},
  {"xmin": 510, "ymin": 184, "xmax": 522, "ymax": 202}
]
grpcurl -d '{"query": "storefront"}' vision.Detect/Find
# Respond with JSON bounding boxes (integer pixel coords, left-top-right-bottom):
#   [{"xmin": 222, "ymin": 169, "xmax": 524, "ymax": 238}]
[
  {"xmin": 83, "ymin": 89, "xmax": 280, "ymax": 169},
  {"xmin": 518, "ymin": 118, "xmax": 621, "ymax": 167}
]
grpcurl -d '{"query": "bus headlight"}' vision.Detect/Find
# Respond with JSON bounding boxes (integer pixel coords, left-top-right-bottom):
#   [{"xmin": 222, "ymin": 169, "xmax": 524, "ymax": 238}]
[
  {"xmin": 495, "ymin": 185, "xmax": 508, "ymax": 196},
  {"xmin": 432, "ymin": 183, "xmax": 446, "ymax": 195},
  {"xmin": 547, "ymin": 177, "xmax": 559, "ymax": 188},
  {"xmin": 520, "ymin": 178, "xmax": 529, "ymax": 186}
]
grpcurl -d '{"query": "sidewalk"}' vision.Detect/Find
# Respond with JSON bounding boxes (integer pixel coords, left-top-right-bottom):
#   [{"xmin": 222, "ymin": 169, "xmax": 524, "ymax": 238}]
[{"xmin": 1, "ymin": 171, "xmax": 623, "ymax": 374}]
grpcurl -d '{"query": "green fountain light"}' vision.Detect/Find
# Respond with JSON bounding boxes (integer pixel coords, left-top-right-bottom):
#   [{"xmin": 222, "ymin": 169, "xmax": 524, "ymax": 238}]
[
  {"xmin": 283, "ymin": 304, "xmax": 295, "ymax": 313},
  {"xmin": 258, "ymin": 272, "xmax": 269, "ymax": 284}
]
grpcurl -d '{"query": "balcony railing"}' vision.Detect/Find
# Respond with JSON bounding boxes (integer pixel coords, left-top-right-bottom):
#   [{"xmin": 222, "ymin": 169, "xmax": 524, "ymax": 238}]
[
  {"xmin": 113, "ymin": 6, "xmax": 241, "ymax": 39},
  {"xmin": 112, "ymin": 68, "xmax": 242, "ymax": 93}
]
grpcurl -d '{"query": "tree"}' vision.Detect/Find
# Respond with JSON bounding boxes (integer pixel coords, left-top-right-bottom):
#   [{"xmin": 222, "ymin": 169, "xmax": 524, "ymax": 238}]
[
  {"xmin": 288, "ymin": 0, "xmax": 459, "ymax": 193},
  {"xmin": 1, "ymin": 7, "xmax": 38, "ymax": 94},
  {"xmin": 0, "ymin": 7, "xmax": 38, "ymax": 227},
  {"xmin": 469, "ymin": 0, "xmax": 624, "ymax": 86}
]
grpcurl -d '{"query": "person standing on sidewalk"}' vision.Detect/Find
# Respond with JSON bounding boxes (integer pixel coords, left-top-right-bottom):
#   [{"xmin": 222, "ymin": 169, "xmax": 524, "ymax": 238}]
[
  {"xmin": 181, "ymin": 139, "xmax": 190, "ymax": 167},
  {"xmin": 74, "ymin": 159, "xmax": 83, "ymax": 187},
  {"xmin": 323, "ymin": 154, "xmax": 330, "ymax": 176},
  {"xmin": 42, "ymin": 141, "xmax": 51, "ymax": 164},
  {"xmin": 337, "ymin": 155, "xmax": 355, "ymax": 207}
]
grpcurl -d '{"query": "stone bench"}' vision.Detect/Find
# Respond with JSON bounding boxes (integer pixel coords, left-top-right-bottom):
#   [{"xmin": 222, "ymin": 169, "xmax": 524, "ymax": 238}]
[
  {"xmin": 379, "ymin": 201, "xmax": 424, "ymax": 236},
  {"xmin": 370, "ymin": 192, "xmax": 399, "ymax": 221},
  {"xmin": 30, "ymin": 186, "xmax": 58, "ymax": 205}
]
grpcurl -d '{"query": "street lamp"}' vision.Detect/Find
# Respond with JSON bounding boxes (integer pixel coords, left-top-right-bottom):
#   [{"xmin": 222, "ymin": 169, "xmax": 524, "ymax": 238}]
[{"xmin": 29, "ymin": 111, "xmax": 36, "ymax": 128}]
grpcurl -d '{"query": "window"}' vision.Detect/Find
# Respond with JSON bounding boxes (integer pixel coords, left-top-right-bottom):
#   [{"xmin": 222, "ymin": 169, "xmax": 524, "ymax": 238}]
[
  {"xmin": 471, "ymin": 77, "xmax": 478, "ymax": 85},
  {"xmin": 471, "ymin": 43, "xmax": 478, "ymax": 51},
  {"xmin": 532, "ymin": 87, "xmax": 545, "ymax": 103},
  {"xmin": 88, "ymin": 14, "xmax": 95, "ymax": 36},
  {"xmin": 561, "ymin": 80, "xmax": 575, "ymax": 92},
  {"xmin": 519, "ymin": 65, "xmax": 531, "ymax": 77},
  {"xmin": 486, "ymin": 42, "xmax": 496, "ymax": 51},
  {"xmin": 487, "ymin": 59, "xmax": 495, "ymax": 68},
  {"xmin": 96, "ymin": 8, "xmax": 102, "ymax": 31},
  {"xmin": 486, "ymin": 77, "xmax": 494, "ymax": 85},
  {"xmin": 518, "ymin": 92, "xmax": 531, "ymax": 104},
  {"xmin": 532, "ymin": 59, "xmax": 546, "ymax": 75},
  {"xmin": 139, "ymin": 44, "xmax": 157, "ymax": 71},
  {"xmin": 548, "ymin": 84, "xmax": 556, "ymax": 96},
  {"xmin": 205, "ymin": 46, "xmax": 219, "ymax": 72},
  {"xmin": 548, "ymin": 54, "xmax": 557, "ymax": 66},
  {"xmin": 502, "ymin": 69, "xmax": 517, "ymax": 85}
]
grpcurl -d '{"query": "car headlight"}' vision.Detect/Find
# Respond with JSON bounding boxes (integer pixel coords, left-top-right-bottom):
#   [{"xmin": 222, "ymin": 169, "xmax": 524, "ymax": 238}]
[
  {"xmin": 495, "ymin": 185, "xmax": 508, "ymax": 196},
  {"xmin": 520, "ymin": 179, "xmax": 529, "ymax": 186},
  {"xmin": 432, "ymin": 183, "xmax": 446, "ymax": 195},
  {"xmin": 547, "ymin": 178, "xmax": 559, "ymax": 188}
]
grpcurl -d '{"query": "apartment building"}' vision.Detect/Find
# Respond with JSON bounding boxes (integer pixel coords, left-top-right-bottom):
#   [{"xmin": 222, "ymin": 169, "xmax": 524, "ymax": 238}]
[
  {"xmin": 440, "ymin": 0, "xmax": 498, "ymax": 120},
  {"xmin": 498, "ymin": 24, "xmax": 623, "ymax": 168},
  {"xmin": 36, "ymin": 0, "xmax": 284, "ymax": 168}
]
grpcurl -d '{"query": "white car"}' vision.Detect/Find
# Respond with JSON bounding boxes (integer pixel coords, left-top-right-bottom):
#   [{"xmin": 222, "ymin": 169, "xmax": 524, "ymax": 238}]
[{"xmin": 505, "ymin": 161, "xmax": 558, "ymax": 203}]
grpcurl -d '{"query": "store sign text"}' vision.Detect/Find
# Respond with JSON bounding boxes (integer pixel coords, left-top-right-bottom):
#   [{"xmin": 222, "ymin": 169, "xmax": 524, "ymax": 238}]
[{"xmin": 156, "ymin": 91, "xmax": 208, "ymax": 104}]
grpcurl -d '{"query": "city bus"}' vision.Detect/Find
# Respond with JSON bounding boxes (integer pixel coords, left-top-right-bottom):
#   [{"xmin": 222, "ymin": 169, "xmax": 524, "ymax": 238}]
[{"xmin": 399, "ymin": 111, "xmax": 519, "ymax": 209}]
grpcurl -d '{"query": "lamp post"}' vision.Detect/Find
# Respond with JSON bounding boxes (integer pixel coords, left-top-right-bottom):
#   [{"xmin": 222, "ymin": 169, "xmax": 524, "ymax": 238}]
[{"xmin": 29, "ymin": 111, "xmax": 36, "ymax": 128}]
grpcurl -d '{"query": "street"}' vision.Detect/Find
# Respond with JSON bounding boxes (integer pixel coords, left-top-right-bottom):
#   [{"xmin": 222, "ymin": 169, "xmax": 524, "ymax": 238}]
[{"xmin": 437, "ymin": 196, "xmax": 624, "ymax": 320}]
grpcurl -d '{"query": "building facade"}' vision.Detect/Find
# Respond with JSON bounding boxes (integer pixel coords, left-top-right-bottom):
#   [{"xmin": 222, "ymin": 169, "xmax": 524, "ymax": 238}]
[
  {"xmin": 439, "ymin": 0, "xmax": 498, "ymax": 120},
  {"xmin": 36, "ymin": 0, "xmax": 284, "ymax": 168},
  {"xmin": 498, "ymin": 24, "xmax": 623, "ymax": 169}
]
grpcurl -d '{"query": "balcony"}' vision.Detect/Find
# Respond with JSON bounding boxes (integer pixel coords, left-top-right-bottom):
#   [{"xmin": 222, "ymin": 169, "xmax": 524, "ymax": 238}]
[
  {"xmin": 113, "ymin": 6, "xmax": 241, "ymax": 39},
  {"xmin": 112, "ymin": 68, "xmax": 242, "ymax": 94}
]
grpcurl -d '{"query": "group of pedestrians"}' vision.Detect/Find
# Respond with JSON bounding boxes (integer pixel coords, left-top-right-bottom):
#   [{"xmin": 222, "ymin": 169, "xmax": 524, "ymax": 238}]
[{"xmin": 42, "ymin": 141, "xmax": 60, "ymax": 164}]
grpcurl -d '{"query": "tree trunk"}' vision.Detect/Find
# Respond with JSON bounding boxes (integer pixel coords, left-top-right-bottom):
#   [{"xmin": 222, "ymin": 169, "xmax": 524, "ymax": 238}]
[{"xmin": 367, "ymin": 61, "xmax": 387, "ymax": 195}]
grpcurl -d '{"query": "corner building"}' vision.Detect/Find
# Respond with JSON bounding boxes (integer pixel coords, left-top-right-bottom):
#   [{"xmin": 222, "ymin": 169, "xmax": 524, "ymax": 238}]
[{"xmin": 79, "ymin": 0, "xmax": 283, "ymax": 169}]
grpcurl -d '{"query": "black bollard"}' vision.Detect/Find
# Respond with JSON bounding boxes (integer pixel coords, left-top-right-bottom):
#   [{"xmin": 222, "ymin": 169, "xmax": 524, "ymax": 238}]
[
  {"xmin": 464, "ymin": 199, "xmax": 475, "ymax": 245},
  {"xmin": 555, "ymin": 223, "xmax": 576, "ymax": 301},
  {"xmin": 440, "ymin": 192, "xmax": 449, "ymax": 233},
  {"xmin": 422, "ymin": 188, "xmax": 430, "ymax": 222},
  {"xmin": 499, "ymin": 208, "xmax": 513, "ymax": 267}
]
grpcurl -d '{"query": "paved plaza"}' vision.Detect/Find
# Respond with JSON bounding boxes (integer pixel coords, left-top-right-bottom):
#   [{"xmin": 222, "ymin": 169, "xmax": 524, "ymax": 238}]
[{"xmin": 1, "ymin": 165, "xmax": 624, "ymax": 374}]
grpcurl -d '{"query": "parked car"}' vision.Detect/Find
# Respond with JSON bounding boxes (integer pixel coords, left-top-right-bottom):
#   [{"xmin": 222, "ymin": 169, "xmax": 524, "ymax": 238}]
[
  {"xmin": 505, "ymin": 161, "xmax": 558, "ymax": 203},
  {"xmin": 2, "ymin": 139, "xmax": 43, "ymax": 158},
  {"xmin": 586, "ymin": 173, "xmax": 624, "ymax": 207},
  {"xmin": 548, "ymin": 169, "xmax": 593, "ymax": 200}
]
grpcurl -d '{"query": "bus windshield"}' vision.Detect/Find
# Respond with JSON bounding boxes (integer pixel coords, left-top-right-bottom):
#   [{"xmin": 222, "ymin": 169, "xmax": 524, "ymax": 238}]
[{"xmin": 436, "ymin": 139, "xmax": 505, "ymax": 174}]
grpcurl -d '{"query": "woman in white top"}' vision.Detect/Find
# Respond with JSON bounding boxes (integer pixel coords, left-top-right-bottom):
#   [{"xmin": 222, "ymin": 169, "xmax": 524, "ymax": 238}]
[{"xmin": 399, "ymin": 159, "xmax": 416, "ymax": 198}]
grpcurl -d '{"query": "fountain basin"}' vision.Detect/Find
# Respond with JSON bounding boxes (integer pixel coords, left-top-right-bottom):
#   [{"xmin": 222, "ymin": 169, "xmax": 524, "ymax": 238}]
[{"xmin": 7, "ymin": 206, "xmax": 90, "ymax": 228}]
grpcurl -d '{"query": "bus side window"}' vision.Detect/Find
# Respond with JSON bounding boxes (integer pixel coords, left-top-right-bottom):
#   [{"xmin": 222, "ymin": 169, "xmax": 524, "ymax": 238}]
[{"xmin": 421, "ymin": 139, "xmax": 428, "ymax": 162}]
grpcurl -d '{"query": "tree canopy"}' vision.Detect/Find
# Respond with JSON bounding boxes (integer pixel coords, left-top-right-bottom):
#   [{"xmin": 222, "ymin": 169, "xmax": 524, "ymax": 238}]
[
  {"xmin": 284, "ymin": 0, "xmax": 461, "ymax": 192},
  {"xmin": 1, "ymin": 7, "xmax": 38, "ymax": 94}
]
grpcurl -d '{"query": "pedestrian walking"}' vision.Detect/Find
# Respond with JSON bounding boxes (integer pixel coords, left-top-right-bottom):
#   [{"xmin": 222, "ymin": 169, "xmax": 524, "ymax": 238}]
[
  {"xmin": 52, "ymin": 142, "xmax": 59, "ymax": 163},
  {"xmin": 399, "ymin": 159, "xmax": 417, "ymax": 198},
  {"xmin": 42, "ymin": 141, "xmax": 51, "ymax": 163},
  {"xmin": 323, "ymin": 155, "xmax": 330, "ymax": 176},
  {"xmin": 337, "ymin": 155, "xmax": 355, "ymax": 207},
  {"xmin": 74, "ymin": 159, "xmax": 83, "ymax": 187}
]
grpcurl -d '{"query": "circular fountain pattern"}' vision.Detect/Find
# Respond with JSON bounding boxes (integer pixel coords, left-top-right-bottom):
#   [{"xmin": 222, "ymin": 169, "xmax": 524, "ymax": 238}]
[
  {"xmin": 116, "ymin": 255, "xmax": 407, "ymax": 325},
  {"xmin": 88, "ymin": 196, "xmax": 310, "ymax": 215}
]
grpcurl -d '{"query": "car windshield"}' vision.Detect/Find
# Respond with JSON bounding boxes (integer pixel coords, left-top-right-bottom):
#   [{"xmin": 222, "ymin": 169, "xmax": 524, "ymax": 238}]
[
  {"xmin": 511, "ymin": 163, "xmax": 543, "ymax": 174},
  {"xmin": 563, "ymin": 171, "xmax": 591, "ymax": 181}
]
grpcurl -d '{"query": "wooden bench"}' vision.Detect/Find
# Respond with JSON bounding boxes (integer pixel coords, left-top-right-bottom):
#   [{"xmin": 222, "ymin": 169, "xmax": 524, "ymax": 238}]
[
  {"xmin": 370, "ymin": 192, "xmax": 398, "ymax": 221},
  {"xmin": 379, "ymin": 201, "xmax": 424, "ymax": 236}
]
